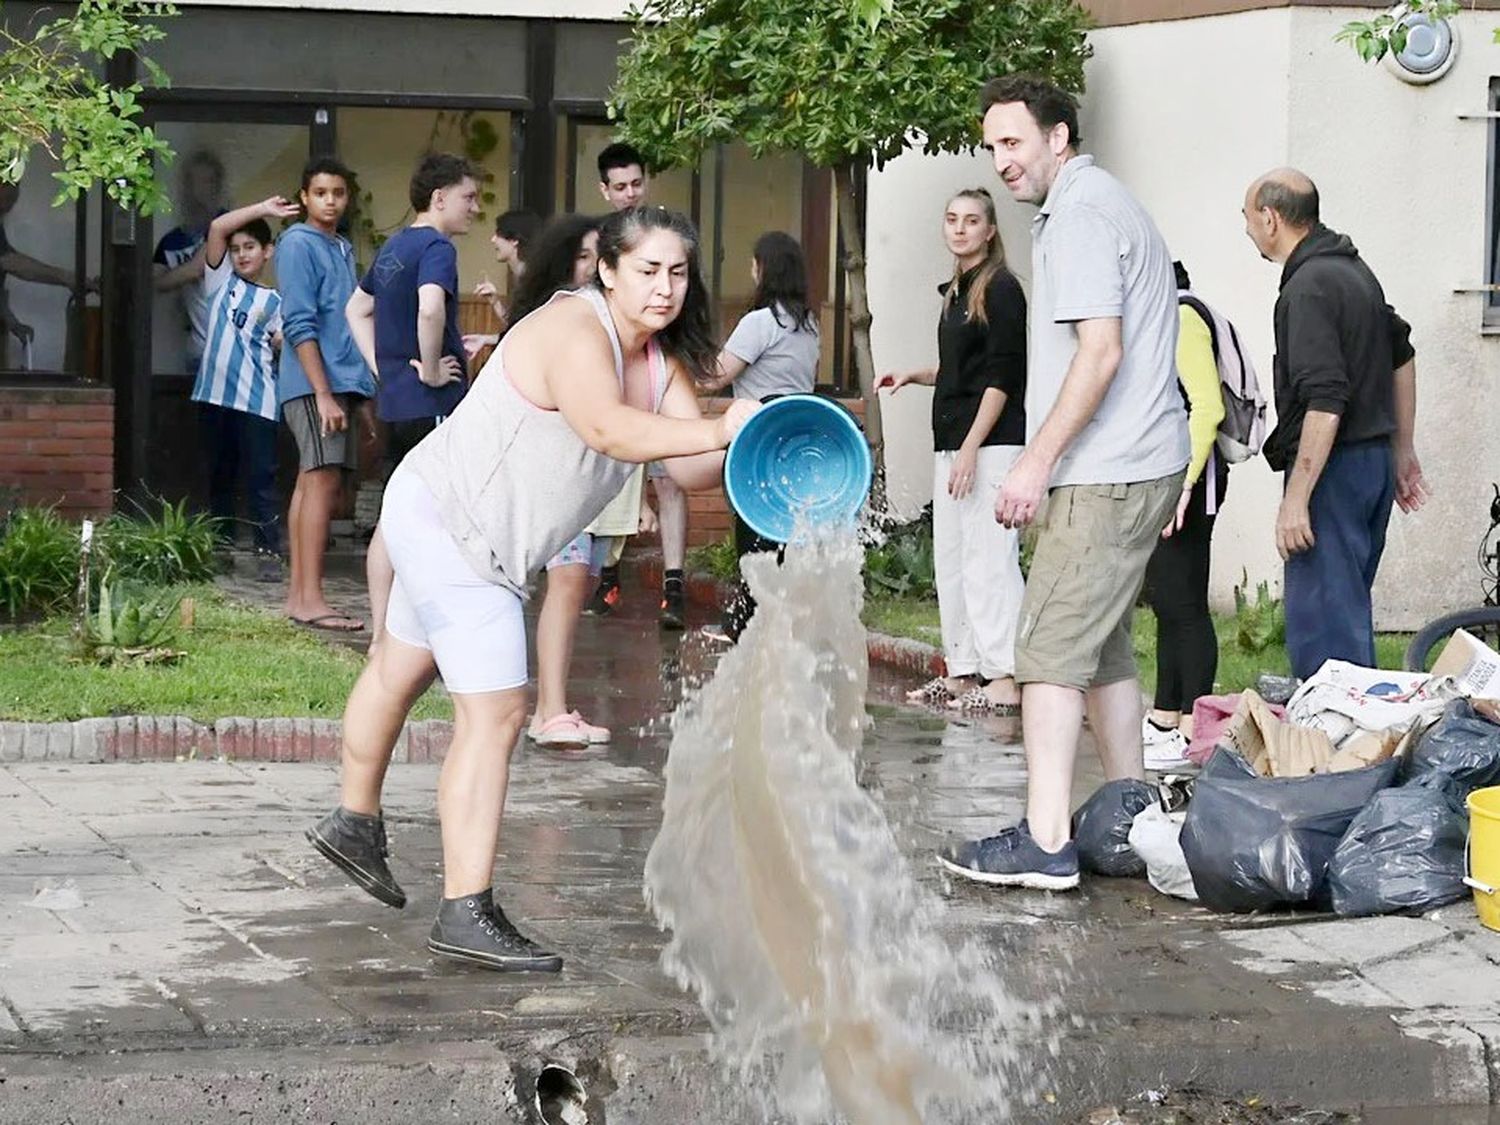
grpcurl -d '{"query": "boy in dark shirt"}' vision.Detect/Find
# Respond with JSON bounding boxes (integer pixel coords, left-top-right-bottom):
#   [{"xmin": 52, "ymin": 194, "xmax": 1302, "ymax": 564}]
[{"xmin": 347, "ymin": 152, "xmax": 481, "ymax": 650}]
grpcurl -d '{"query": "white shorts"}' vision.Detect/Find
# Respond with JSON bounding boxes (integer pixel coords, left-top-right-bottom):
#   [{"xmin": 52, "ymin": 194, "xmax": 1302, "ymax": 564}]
[{"xmin": 380, "ymin": 468, "xmax": 528, "ymax": 695}]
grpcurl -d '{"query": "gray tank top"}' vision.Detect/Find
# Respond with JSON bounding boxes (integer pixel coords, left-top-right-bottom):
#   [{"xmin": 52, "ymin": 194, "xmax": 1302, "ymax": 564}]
[{"xmin": 403, "ymin": 285, "xmax": 668, "ymax": 595}]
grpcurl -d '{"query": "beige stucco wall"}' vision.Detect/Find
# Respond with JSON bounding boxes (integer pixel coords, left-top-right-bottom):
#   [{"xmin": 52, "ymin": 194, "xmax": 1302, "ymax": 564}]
[
  {"xmin": 1283, "ymin": 7, "xmax": 1500, "ymax": 629},
  {"xmin": 866, "ymin": 146, "xmax": 1035, "ymax": 518},
  {"xmin": 1080, "ymin": 8, "xmax": 1292, "ymax": 618},
  {"xmin": 869, "ymin": 6, "xmax": 1499, "ymax": 628}
]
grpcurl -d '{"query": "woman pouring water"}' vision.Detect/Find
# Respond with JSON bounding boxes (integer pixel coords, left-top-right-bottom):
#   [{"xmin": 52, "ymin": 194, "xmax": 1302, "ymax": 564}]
[{"xmin": 306, "ymin": 206, "xmax": 757, "ymax": 973}]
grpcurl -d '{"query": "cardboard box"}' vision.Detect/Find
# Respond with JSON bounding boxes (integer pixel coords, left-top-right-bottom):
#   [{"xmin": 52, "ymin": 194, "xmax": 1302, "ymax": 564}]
[
  {"xmin": 1219, "ymin": 689, "xmax": 1336, "ymax": 777},
  {"xmin": 1430, "ymin": 629, "xmax": 1500, "ymax": 701}
]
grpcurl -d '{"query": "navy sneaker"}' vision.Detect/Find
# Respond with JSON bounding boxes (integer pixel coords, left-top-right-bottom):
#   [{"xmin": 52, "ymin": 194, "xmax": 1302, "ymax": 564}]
[{"xmin": 938, "ymin": 821, "xmax": 1080, "ymax": 891}]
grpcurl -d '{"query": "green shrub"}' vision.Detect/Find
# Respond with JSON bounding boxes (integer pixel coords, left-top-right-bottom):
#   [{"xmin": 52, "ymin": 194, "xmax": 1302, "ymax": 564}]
[
  {"xmin": 1233, "ymin": 571, "xmax": 1286, "ymax": 655},
  {"xmin": 98, "ymin": 498, "xmax": 221, "ymax": 586},
  {"xmin": 0, "ymin": 508, "xmax": 79, "ymax": 619},
  {"xmin": 687, "ymin": 534, "xmax": 740, "ymax": 581},
  {"xmin": 863, "ymin": 509, "xmax": 935, "ymax": 599}
]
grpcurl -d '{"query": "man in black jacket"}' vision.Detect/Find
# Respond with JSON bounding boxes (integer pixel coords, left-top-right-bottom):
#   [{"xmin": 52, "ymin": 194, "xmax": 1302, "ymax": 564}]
[{"xmin": 1243, "ymin": 168, "xmax": 1429, "ymax": 680}]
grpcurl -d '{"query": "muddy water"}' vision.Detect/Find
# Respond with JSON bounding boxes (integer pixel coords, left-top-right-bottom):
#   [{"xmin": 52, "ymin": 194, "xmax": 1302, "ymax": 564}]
[{"xmin": 644, "ymin": 531, "xmax": 1031, "ymax": 1124}]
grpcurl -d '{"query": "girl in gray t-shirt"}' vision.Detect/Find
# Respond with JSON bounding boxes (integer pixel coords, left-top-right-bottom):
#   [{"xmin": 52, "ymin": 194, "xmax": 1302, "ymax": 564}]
[
  {"xmin": 701, "ymin": 231, "xmax": 820, "ymax": 643},
  {"xmin": 703, "ymin": 231, "xmax": 819, "ymax": 403}
]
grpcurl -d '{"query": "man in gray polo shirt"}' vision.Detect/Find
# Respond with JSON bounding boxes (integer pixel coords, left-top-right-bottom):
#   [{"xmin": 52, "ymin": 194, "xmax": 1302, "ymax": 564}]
[{"xmin": 940, "ymin": 75, "xmax": 1189, "ymax": 891}]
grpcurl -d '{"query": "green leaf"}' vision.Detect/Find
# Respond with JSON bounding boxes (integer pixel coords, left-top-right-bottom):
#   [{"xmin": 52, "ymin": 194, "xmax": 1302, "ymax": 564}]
[{"xmin": 1, "ymin": 0, "xmax": 178, "ymax": 209}]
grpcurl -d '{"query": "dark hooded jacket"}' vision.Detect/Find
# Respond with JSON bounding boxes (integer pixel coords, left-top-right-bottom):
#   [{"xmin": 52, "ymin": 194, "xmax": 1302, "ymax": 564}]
[{"xmin": 1264, "ymin": 224, "xmax": 1415, "ymax": 472}]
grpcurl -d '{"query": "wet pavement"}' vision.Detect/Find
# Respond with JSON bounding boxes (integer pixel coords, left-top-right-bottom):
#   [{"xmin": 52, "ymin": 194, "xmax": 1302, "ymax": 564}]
[{"xmin": 1, "ymin": 553, "xmax": 1499, "ymax": 1122}]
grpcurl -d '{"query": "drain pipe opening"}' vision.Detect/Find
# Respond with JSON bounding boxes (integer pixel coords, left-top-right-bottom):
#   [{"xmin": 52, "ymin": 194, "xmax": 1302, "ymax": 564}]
[{"xmin": 534, "ymin": 1063, "xmax": 589, "ymax": 1125}]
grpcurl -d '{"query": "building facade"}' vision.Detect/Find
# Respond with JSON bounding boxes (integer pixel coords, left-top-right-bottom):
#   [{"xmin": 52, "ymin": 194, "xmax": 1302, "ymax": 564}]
[
  {"xmin": 4, "ymin": 0, "xmax": 1495, "ymax": 626},
  {"xmin": 0, "ymin": 0, "xmax": 857, "ymax": 530},
  {"xmin": 872, "ymin": 1, "xmax": 1500, "ymax": 629}
]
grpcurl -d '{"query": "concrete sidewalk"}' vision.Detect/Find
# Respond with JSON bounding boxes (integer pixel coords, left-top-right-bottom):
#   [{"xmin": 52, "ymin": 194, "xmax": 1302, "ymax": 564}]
[
  {"xmin": 4, "ymin": 722, "xmax": 1499, "ymax": 1120},
  {"xmin": 1, "ymin": 555, "xmax": 1498, "ymax": 1122}
]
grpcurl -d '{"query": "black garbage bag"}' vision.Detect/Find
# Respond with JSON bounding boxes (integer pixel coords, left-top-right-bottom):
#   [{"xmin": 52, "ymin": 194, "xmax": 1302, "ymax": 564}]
[
  {"xmin": 1326, "ymin": 778, "xmax": 1470, "ymax": 917},
  {"xmin": 1180, "ymin": 748, "xmax": 1399, "ymax": 913},
  {"xmin": 1073, "ymin": 779, "xmax": 1156, "ymax": 877},
  {"xmin": 1401, "ymin": 698, "xmax": 1500, "ymax": 797}
]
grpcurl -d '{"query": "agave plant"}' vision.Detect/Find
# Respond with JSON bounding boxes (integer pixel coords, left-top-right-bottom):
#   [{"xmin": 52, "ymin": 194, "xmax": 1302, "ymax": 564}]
[{"xmin": 83, "ymin": 572, "xmax": 183, "ymax": 662}]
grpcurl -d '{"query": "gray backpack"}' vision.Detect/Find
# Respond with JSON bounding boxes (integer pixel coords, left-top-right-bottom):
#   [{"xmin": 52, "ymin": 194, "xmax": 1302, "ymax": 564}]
[{"xmin": 1179, "ymin": 291, "xmax": 1266, "ymax": 464}]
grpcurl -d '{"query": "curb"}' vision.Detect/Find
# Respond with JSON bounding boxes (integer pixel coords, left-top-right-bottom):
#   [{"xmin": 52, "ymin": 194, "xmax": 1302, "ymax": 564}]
[
  {"xmin": 633, "ymin": 554, "xmax": 945, "ymax": 680},
  {"xmin": 0, "ymin": 716, "xmax": 455, "ymax": 765}
]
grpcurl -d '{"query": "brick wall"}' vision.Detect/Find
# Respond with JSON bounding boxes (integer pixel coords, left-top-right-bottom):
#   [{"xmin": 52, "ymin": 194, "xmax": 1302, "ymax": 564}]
[
  {"xmin": 684, "ymin": 394, "xmax": 866, "ymax": 548},
  {"xmin": 0, "ymin": 386, "xmax": 115, "ymax": 518}
]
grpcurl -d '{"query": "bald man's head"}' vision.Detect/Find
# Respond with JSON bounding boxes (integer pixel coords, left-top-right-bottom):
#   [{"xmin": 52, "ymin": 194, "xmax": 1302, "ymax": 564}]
[
  {"xmin": 1248, "ymin": 168, "xmax": 1319, "ymax": 231},
  {"xmin": 1242, "ymin": 168, "xmax": 1321, "ymax": 264}
]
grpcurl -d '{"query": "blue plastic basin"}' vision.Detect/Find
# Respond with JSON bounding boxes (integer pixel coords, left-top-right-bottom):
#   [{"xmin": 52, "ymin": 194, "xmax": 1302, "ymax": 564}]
[{"xmin": 723, "ymin": 394, "xmax": 873, "ymax": 543}]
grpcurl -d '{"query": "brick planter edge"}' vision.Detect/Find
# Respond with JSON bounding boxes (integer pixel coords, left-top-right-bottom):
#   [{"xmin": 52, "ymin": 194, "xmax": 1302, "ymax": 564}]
[{"xmin": 0, "ymin": 716, "xmax": 456, "ymax": 764}]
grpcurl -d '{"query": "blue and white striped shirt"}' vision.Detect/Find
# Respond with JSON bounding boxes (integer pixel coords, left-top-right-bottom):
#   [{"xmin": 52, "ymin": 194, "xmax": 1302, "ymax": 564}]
[{"xmin": 191, "ymin": 254, "xmax": 282, "ymax": 420}]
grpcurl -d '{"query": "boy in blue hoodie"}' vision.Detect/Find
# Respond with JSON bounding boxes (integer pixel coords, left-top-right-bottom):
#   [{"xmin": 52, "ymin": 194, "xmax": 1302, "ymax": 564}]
[{"xmin": 277, "ymin": 157, "xmax": 375, "ymax": 632}]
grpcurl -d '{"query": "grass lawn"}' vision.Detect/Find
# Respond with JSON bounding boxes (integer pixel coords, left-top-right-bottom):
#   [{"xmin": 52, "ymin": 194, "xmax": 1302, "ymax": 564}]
[
  {"xmin": 863, "ymin": 594, "xmax": 1410, "ymax": 695},
  {"xmin": 0, "ymin": 585, "xmax": 453, "ymax": 723}
]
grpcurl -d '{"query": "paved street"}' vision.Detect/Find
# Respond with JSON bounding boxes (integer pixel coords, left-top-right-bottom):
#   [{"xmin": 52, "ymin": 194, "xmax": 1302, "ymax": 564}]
[{"xmin": 1, "ymin": 558, "xmax": 1498, "ymax": 1123}]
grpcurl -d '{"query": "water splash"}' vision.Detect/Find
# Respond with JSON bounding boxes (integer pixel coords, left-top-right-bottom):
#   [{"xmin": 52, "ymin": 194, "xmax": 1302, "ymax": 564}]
[{"xmin": 644, "ymin": 528, "xmax": 1025, "ymax": 1123}]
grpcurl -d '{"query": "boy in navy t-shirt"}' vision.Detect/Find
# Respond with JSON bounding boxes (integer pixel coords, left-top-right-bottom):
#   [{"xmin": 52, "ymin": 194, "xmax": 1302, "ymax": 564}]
[{"xmin": 347, "ymin": 151, "xmax": 481, "ymax": 648}]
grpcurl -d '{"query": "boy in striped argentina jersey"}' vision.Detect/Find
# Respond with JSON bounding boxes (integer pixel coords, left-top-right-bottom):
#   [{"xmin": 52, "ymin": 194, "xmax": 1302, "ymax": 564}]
[{"xmin": 192, "ymin": 195, "xmax": 300, "ymax": 573}]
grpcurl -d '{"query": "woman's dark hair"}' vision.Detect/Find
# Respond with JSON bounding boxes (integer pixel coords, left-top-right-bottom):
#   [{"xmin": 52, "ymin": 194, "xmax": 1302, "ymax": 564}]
[
  {"xmin": 595, "ymin": 206, "xmax": 716, "ymax": 383},
  {"xmin": 750, "ymin": 231, "xmax": 816, "ymax": 334},
  {"xmin": 508, "ymin": 213, "xmax": 600, "ymax": 326},
  {"xmin": 495, "ymin": 209, "xmax": 541, "ymax": 259},
  {"xmin": 1173, "ymin": 260, "xmax": 1192, "ymax": 291}
]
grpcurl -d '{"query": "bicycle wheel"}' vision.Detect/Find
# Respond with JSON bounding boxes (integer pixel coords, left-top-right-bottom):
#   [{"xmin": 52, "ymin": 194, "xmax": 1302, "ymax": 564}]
[{"xmin": 1404, "ymin": 605, "xmax": 1500, "ymax": 671}]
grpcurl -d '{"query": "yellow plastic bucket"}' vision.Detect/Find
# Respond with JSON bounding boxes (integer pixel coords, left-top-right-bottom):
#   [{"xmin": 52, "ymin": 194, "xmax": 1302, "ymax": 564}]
[{"xmin": 1467, "ymin": 786, "xmax": 1500, "ymax": 932}]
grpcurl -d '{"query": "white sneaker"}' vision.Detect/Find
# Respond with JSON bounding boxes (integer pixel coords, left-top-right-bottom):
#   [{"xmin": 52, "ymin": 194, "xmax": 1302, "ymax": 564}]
[{"xmin": 1141, "ymin": 717, "xmax": 1191, "ymax": 771}]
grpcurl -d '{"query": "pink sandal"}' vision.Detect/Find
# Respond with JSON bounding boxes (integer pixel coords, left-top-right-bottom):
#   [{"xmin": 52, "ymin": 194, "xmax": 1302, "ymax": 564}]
[{"xmin": 529, "ymin": 711, "xmax": 611, "ymax": 749}]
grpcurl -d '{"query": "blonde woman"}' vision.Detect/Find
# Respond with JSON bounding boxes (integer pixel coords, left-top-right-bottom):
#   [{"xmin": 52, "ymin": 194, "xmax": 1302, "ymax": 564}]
[{"xmin": 878, "ymin": 188, "xmax": 1027, "ymax": 714}]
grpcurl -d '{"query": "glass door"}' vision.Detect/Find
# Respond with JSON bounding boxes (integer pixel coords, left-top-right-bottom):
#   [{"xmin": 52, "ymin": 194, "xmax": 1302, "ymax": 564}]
[{"xmin": 134, "ymin": 108, "xmax": 315, "ymax": 501}]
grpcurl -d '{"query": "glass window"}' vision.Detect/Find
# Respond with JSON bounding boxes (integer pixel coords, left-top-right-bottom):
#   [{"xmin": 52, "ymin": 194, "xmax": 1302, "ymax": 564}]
[
  {"xmin": 148, "ymin": 121, "xmax": 310, "ymax": 379},
  {"xmin": 561, "ymin": 119, "xmax": 697, "ymax": 218},
  {"xmin": 0, "ymin": 155, "xmax": 98, "ymax": 380},
  {"xmin": 339, "ymin": 107, "xmax": 514, "ymax": 340},
  {"xmin": 712, "ymin": 145, "xmax": 852, "ymax": 390}
]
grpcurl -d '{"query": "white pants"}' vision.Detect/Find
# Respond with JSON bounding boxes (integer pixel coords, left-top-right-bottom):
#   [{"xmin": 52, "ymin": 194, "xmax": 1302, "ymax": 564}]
[{"xmin": 932, "ymin": 445, "xmax": 1024, "ymax": 681}]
